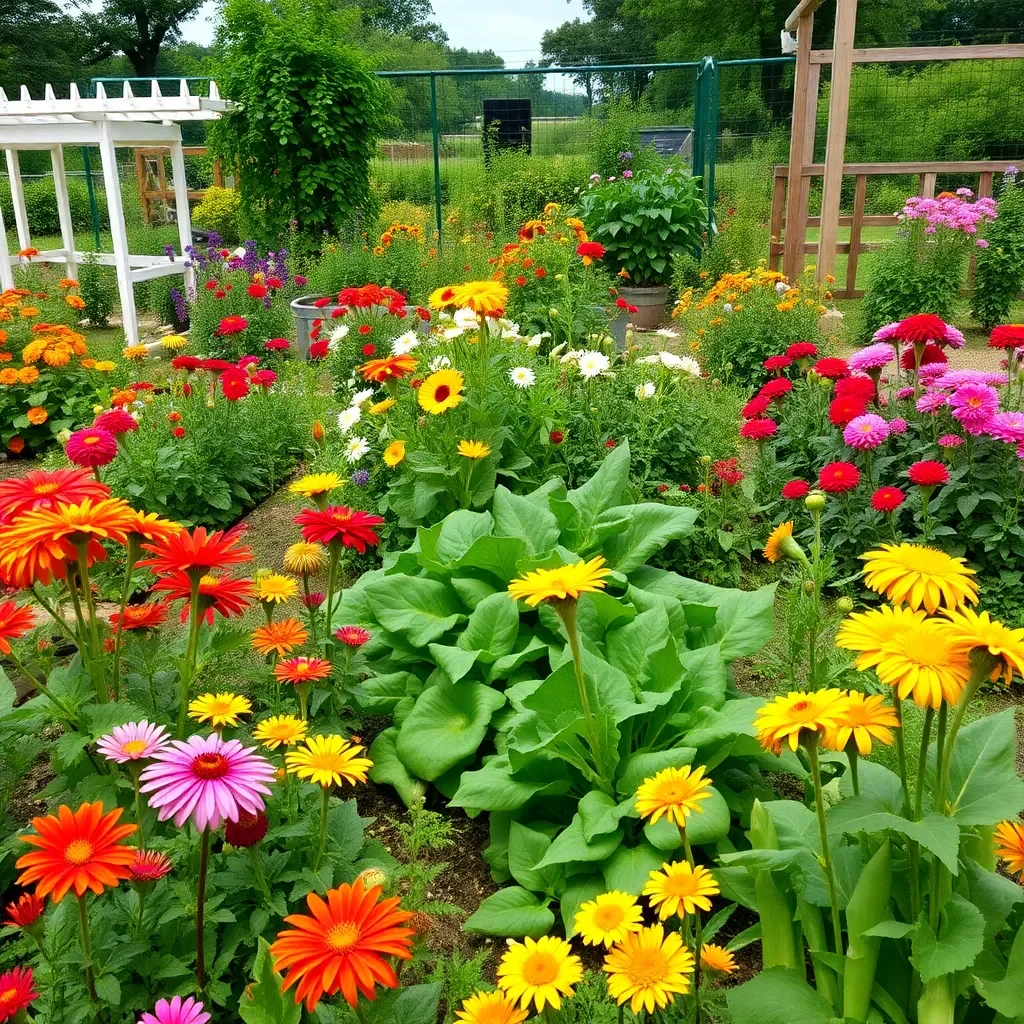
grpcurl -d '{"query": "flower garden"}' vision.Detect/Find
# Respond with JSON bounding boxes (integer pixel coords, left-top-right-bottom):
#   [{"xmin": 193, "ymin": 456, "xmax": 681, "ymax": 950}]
[{"xmin": 4, "ymin": 147, "xmax": 1024, "ymax": 1024}]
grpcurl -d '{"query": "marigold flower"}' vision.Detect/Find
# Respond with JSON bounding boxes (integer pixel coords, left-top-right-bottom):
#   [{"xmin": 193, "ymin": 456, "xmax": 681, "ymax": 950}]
[
  {"xmin": 603, "ymin": 924, "xmax": 693, "ymax": 1015},
  {"xmin": 16, "ymin": 802, "xmax": 137, "ymax": 901},
  {"xmin": 497, "ymin": 936, "xmax": 582, "ymax": 1013},
  {"xmin": 285, "ymin": 734, "xmax": 372, "ymax": 788},
  {"xmin": 252, "ymin": 714, "xmax": 308, "ymax": 750},
  {"xmin": 188, "ymin": 692, "xmax": 252, "ymax": 729},
  {"xmin": 508, "ymin": 556, "xmax": 610, "ymax": 607},
  {"xmin": 993, "ymin": 820, "xmax": 1024, "ymax": 877},
  {"xmin": 575, "ymin": 891, "xmax": 644, "ymax": 947},
  {"xmin": 642, "ymin": 861, "xmax": 720, "ymax": 920},
  {"xmin": 418, "ymin": 368, "xmax": 465, "ymax": 414},
  {"xmin": 281, "ymin": 542, "xmax": 327, "ymax": 577},
  {"xmin": 457, "ymin": 439, "xmax": 491, "ymax": 459},
  {"xmin": 755, "ymin": 689, "xmax": 851, "ymax": 753},
  {"xmin": 860, "ymin": 543, "xmax": 978, "ymax": 613}
]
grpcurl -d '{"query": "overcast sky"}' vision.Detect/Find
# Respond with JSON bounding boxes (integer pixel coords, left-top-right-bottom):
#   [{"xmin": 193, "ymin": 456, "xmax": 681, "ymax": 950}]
[{"xmin": 178, "ymin": 0, "xmax": 590, "ymax": 64}]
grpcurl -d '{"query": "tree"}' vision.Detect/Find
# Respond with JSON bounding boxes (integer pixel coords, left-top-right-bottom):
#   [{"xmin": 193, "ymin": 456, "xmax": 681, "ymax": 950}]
[
  {"xmin": 83, "ymin": 0, "xmax": 207, "ymax": 78},
  {"xmin": 541, "ymin": 20, "xmax": 602, "ymax": 106},
  {"xmin": 0, "ymin": 0, "xmax": 91, "ymax": 95}
]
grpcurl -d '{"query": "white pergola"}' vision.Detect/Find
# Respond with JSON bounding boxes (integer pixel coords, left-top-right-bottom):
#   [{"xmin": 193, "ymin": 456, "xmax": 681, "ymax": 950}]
[{"xmin": 0, "ymin": 80, "xmax": 233, "ymax": 344}]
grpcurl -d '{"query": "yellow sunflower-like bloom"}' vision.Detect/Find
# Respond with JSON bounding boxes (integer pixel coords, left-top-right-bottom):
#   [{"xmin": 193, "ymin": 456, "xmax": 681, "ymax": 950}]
[
  {"xmin": 285, "ymin": 734, "xmax": 372, "ymax": 789},
  {"xmin": 835, "ymin": 604, "xmax": 923, "ymax": 656},
  {"xmin": 941, "ymin": 606, "xmax": 1024, "ymax": 685},
  {"xmin": 449, "ymin": 281, "xmax": 509, "ymax": 317},
  {"xmin": 700, "ymin": 943, "xmax": 737, "ymax": 974},
  {"xmin": 187, "ymin": 692, "xmax": 252, "ymax": 728},
  {"xmin": 383, "ymin": 440, "xmax": 406, "ymax": 467},
  {"xmin": 993, "ymin": 820, "xmax": 1024, "ymax": 878},
  {"xmin": 763, "ymin": 521, "xmax": 806, "ymax": 564},
  {"xmin": 755, "ymin": 689, "xmax": 851, "ymax": 753},
  {"xmin": 634, "ymin": 765, "xmax": 713, "ymax": 827},
  {"xmin": 508, "ymin": 556, "xmax": 611, "ymax": 607},
  {"xmin": 255, "ymin": 573, "xmax": 299, "ymax": 604},
  {"xmin": 497, "ymin": 935, "xmax": 583, "ymax": 1013},
  {"xmin": 457, "ymin": 439, "xmax": 491, "ymax": 460},
  {"xmin": 860, "ymin": 543, "xmax": 979, "ymax": 613},
  {"xmin": 282, "ymin": 542, "xmax": 327, "ymax": 575},
  {"xmin": 251, "ymin": 617, "xmax": 308, "ymax": 658},
  {"xmin": 252, "ymin": 714, "xmax": 308, "ymax": 750},
  {"xmin": 574, "ymin": 891, "xmax": 644, "ymax": 948},
  {"xmin": 642, "ymin": 861, "xmax": 719, "ymax": 921},
  {"xmin": 603, "ymin": 924, "xmax": 694, "ymax": 1015},
  {"xmin": 824, "ymin": 691, "xmax": 898, "ymax": 756},
  {"xmin": 122, "ymin": 344, "xmax": 148, "ymax": 362},
  {"xmin": 161, "ymin": 335, "xmax": 188, "ymax": 350},
  {"xmin": 418, "ymin": 369, "xmax": 464, "ymax": 415},
  {"xmin": 289, "ymin": 473, "xmax": 345, "ymax": 500},
  {"xmin": 369, "ymin": 398, "xmax": 396, "ymax": 415},
  {"xmin": 454, "ymin": 991, "xmax": 528, "ymax": 1024}
]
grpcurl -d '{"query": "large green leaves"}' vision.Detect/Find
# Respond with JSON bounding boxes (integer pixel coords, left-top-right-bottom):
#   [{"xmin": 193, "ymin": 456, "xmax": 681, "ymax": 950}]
[
  {"xmin": 396, "ymin": 683, "xmax": 505, "ymax": 781},
  {"xmin": 491, "ymin": 485, "xmax": 560, "ymax": 554},
  {"xmin": 945, "ymin": 709, "xmax": 1024, "ymax": 825},
  {"xmin": 455, "ymin": 592, "xmax": 519, "ymax": 663},
  {"xmin": 463, "ymin": 886, "xmax": 555, "ymax": 938},
  {"xmin": 911, "ymin": 895, "xmax": 985, "ymax": 982},
  {"xmin": 727, "ymin": 968, "xmax": 836, "ymax": 1024},
  {"xmin": 596, "ymin": 503, "xmax": 698, "ymax": 572},
  {"xmin": 363, "ymin": 576, "xmax": 463, "ymax": 646}
]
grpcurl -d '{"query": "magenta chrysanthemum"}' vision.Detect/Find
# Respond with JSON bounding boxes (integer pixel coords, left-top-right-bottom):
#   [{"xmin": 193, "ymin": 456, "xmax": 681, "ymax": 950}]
[
  {"xmin": 933, "ymin": 369, "xmax": 1007, "ymax": 389},
  {"xmin": 917, "ymin": 362, "xmax": 949, "ymax": 386},
  {"xmin": 66, "ymin": 427, "xmax": 118, "ymax": 468},
  {"xmin": 873, "ymin": 322, "xmax": 901, "ymax": 341},
  {"xmin": 849, "ymin": 343, "xmax": 895, "ymax": 372},
  {"xmin": 896, "ymin": 387, "xmax": 915, "ymax": 400},
  {"xmin": 916, "ymin": 390, "xmax": 948, "ymax": 414},
  {"xmin": 942, "ymin": 324, "xmax": 966, "ymax": 349},
  {"xmin": 96, "ymin": 720, "xmax": 171, "ymax": 764},
  {"xmin": 987, "ymin": 410, "xmax": 1024, "ymax": 444},
  {"xmin": 938, "ymin": 433, "xmax": 964, "ymax": 448},
  {"xmin": 139, "ymin": 733, "xmax": 275, "ymax": 832},
  {"xmin": 843, "ymin": 413, "xmax": 889, "ymax": 450},
  {"xmin": 138, "ymin": 995, "xmax": 211, "ymax": 1024},
  {"xmin": 949, "ymin": 383, "xmax": 999, "ymax": 434},
  {"xmin": 888, "ymin": 417, "xmax": 908, "ymax": 435}
]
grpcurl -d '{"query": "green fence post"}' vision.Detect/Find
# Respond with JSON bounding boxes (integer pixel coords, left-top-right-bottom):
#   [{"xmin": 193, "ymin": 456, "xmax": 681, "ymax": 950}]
[
  {"xmin": 429, "ymin": 73, "xmax": 443, "ymax": 251},
  {"xmin": 706, "ymin": 57, "xmax": 719, "ymax": 240},
  {"xmin": 82, "ymin": 147, "xmax": 101, "ymax": 251},
  {"xmin": 692, "ymin": 62, "xmax": 705, "ymax": 182}
]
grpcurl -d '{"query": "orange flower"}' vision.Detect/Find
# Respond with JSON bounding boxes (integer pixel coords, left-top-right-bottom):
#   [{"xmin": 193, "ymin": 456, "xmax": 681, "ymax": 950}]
[
  {"xmin": 16, "ymin": 802, "xmax": 137, "ymax": 901},
  {"xmin": 111, "ymin": 389, "xmax": 137, "ymax": 408},
  {"xmin": 358, "ymin": 354, "xmax": 418, "ymax": 383},
  {"xmin": 7, "ymin": 437, "xmax": 25, "ymax": 454},
  {"xmin": 59, "ymin": 279, "xmax": 79, "ymax": 289},
  {"xmin": 108, "ymin": 601, "xmax": 170, "ymax": 632},
  {"xmin": 274, "ymin": 656, "xmax": 331, "ymax": 685},
  {"xmin": 138, "ymin": 524, "xmax": 252, "ymax": 578},
  {"xmin": 18, "ymin": 367, "xmax": 39, "ymax": 385},
  {"xmin": 65, "ymin": 295, "xmax": 86, "ymax": 310},
  {"xmin": 17, "ymin": 248, "xmax": 39, "ymax": 259},
  {"xmin": 270, "ymin": 879, "xmax": 414, "ymax": 1010},
  {"xmin": 26, "ymin": 407, "xmax": 47, "ymax": 426},
  {"xmin": 252, "ymin": 618, "xmax": 309, "ymax": 658},
  {"xmin": 0, "ymin": 600, "xmax": 36, "ymax": 654},
  {"xmin": 0, "ymin": 369, "xmax": 17, "ymax": 385}
]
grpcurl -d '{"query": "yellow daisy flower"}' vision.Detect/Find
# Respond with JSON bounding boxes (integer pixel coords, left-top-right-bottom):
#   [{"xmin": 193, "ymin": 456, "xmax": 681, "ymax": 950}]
[
  {"xmin": 122, "ymin": 343, "xmax": 148, "ymax": 361},
  {"xmin": 824, "ymin": 691, "xmax": 898, "ymax": 756},
  {"xmin": 369, "ymin": 398, "xmax": 396, "ymax": 415},
  {"xmin": 255, "ymin": 573, "xmax": 299, "ymax": 605},
  {"xmin": 700, "ymin": 943, "xmax": 737, "ymax": 974},
  {"xmin": 993, "ymin": 820, "xmax": 1024, "ymax": 878},
  {"xmin": 941, "ymin": 606, "xmax": 1024, "ymax": 685},
  {"xmin": 755, "ymin": 689, "xmax": 851, "ymax": 753},
  {"xmin": 860, "ymin": 543, "xmax": 979, "ymax": 613},
  {"xmin": 457, "ymin": 439, "xmax": 491, "ymax": 460},
  {"xmin": 418, "ymin": 369, "xmax": 464, "ymax": 415},
  {"xmin": 285, "ymin": 734, "xmax": 372, "ymax": 789},
  {"xmin": 383, "ymin": 440, "xmax": 406, "ymax": 467},
  {"xmin": 161, "ymin": 335, "xmax": 188, "ymax": 350},
  {"xmin": 252, "ymin": 714, "xmax": 308, "ymax": 750},
  {"xmin": 643, "ymin": 861, "xmax": 719, "ymax": 921},
  {"xmin": 635, "ymin": 765, "xmax": 713, "ymax": 827},
  {"xmin": 289, "ymin": 472, "xmax": 345, "ymax": 500},
  {"xmin": 450, "ymin": 280, "xmax": 509, "ymax": 317},
  {"xmin": 574, "ymin": 891, "xmax": 643, "ymax": 947},
  {"xmin": 603, "ymin": 924, "xmax": 693, "ymax": 1015},
  {"xmin": 497, "ymin": 935, "xmax": 582, "ymax": 1013},
  {"xmin": 282, "ymin": 542, "xmax": 327, "ymax": 575},
  {"xmin": 508, "ymin": 556, "xmax": 611, "ymax": 607},
  {"xmin": 187, "ymin": 692, "xmax": 252, "ymax": 728},
  {"xmin": 454, "ymin": 991, "xmax": 528, "ymax": 1024},
  {"xmin": 763, "ymin": 521, "xmax": 805, "ymax": 563}
]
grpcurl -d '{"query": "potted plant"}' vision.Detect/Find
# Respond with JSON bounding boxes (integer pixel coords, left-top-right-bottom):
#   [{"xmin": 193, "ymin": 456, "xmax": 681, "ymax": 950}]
[{"xmin": 579, "ymin": 167, "xmax": 707, "ymax": 329}]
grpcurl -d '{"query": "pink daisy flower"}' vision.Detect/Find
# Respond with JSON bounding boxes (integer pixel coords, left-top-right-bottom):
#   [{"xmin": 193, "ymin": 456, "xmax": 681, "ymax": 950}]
[
  {"xmin": 873, "ymin": 322, "xmax": 901, "ymax": 341},
  {"xmin": 335, "ymin": 625, "xmax": 371, "ymax": 647},
  {"xmin": 843, "ymin": 413, "xmax": 889, "ymax": 450},
  {"xmin": 938, "ymin": 433, "xmax": 964, "ymax": 448},
  {"xmin": 987, "ymin": 410, "xmax": 1024, "ymax": 444},
  {"xmin": 139, "ymin": 733, "xmax": 275, "ymax": 832},
  {"xmin": 933, "ymin": 368, "xmax": 1008, "ymax": 389},
  {"xmin": 96, "ymin": 720, "xmax": 171, "ymax": 764},
  {"xmin": 949, "ymin": 383, "xmax": 999, "ymax": 434},
  {"xmin": 916, "ymin": 390, "xmax": 948, "ymax": 414},
  {"xmin": 888, "ymin": 417, "xmax": 908, "ymax": 435},
  {"xmin": 849, "ymin": 343, "xmax": 895, "ymax": 372},
  {"xmin": 138, "ymin": 996, "xmax": 211, "ymax": 1024},
  {"xmin": 942, "ymin": 324, "xmax": 966, "ymax": 349},
  {"xmin": 895, "ymin": 387, "xmax": 915, "ymax": 400},
  {"xmin": 917, "ymin": 363, "xmax": 949, "ymax": 386},
  {"xmin": 66, "ymin": 427, "xmax": 118, "ymax": 468}
]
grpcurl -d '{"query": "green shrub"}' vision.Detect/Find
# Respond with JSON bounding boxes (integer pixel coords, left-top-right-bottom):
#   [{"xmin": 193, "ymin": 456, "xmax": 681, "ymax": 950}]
[
  {"xmin": 586, "ymin": 100, "xmax": 664, "ymax": 178},
  {"xmin": 192, "ymin": 185, "xmax": 241, "ymax": 242},
  {"xmin": 6, "ymin": 176, "xmax": 97, "ymax": 235},
  {"xmin": 78, "ymin": 253, "xmax": 117, "ymax": 327},
  {"xmin": 971, "ymin": 170, "xmax": 1024, "ymax": 329}
]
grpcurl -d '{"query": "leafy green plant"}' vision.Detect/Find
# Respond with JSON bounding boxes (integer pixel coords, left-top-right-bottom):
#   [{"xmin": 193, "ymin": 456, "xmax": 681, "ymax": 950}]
[
  {"xmin": 191, "ymin": 185, "xmax": 241, "ymax": 243},
  {"xmin": 971, "ymin": 169, "xmax": 1024, "ymax": 329},
  {"xmin": 78, "ymin": 253, "xmax": 117, "ymax": 328},
  {"xmin": 578, "ymin": 168, "xmax": 706, "ymax": 285}
]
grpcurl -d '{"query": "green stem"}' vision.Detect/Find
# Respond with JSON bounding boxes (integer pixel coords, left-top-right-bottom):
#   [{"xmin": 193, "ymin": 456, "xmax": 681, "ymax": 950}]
[
  {"xmin": 806, "ymin": 742, "xmax": 844, "ymax": 958},
  {"xmin": 314, "ymin": 785, "xmax": 331, "ymax": 871},
  {"xmin": 915, "ymin": 708, "xmax": 934, "ymax": 822},
  {"xmin": 680, "ymin": 825, "xmax": 703, "ymax": 1024},
  {"xmin": 301, "ymin": 572, "xmax": 319, "ymax": 646},
  {"xmin": 77, "ymin": 894, "xmax": 97, "ymax": 1002},
  {"xmin": 111, "ymin": 537, "xmax": 140, "ymax": 701},
  {"xmin": 323, "ymin": 543, "xmax": 341, "ymax": 655},
  {"xmin": 248, "ymin": 845, "xmax": 272, "ymax": 902},
  {"xmin": 196, "ymin": 828, "xmax": 210, "ymax": 991},
  {"xmin": 30, "ymin": 583, "xmax": 80, "ymax": 648},
  {"xmin": 131, "ymin": 762, "xmax": 145, "ymax": 850},
  {"xmin": 177, "ymin": 576, "xmax": 203, "ymax": 739},
  {"xmin": 6, "ymin": 649, "xmax": 76, "ymax": 719},
  {"xmin": 354, "ymin": 1004, "xmax": 370, "ymax": 1024},
  {"xmin": 847, "ymin": 749, "xmax": 860, "ymax": 796},
  {"xmin": 892, "ymin": 698, "xmax": 913, "ymax": 819}
]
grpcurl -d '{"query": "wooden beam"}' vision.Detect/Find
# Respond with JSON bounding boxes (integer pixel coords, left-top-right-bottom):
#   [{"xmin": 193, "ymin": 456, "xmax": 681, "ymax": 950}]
[
  {"xmin": 846, "ymin": 173, "xmax": 867, "ymax": 293},
  {"xmin": 818, "ymin": 0, "xmax": 858, "ymax": 282},
  {"xmin": 785, "ymin": 0, "xmax": 823, "ymax": 32},
  {"xmin": 810, "ymin": 43, "xmax": 1024, "ymax": 64},
  {"xmin": 777, "ymin": 160, "xmax": 1016, "ymax": 176},
  {"xmin": 783, "ymin": 9, "xmax": 815, "ymax": 282}
]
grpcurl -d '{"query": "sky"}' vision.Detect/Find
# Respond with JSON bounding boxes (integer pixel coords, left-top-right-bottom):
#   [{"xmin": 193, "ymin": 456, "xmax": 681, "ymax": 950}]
[{"xmin": 177, "ymin": 0, "xmax": 591, "ymax": 65}]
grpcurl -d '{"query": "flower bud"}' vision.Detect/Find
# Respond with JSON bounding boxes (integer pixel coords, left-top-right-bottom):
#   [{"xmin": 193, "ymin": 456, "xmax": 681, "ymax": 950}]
[
  {"xmin": 802, "ymin": 579, "xmax": 816, "ymax": 595},
  {"xmin": 804, "ymin": 490, "xmax": 827, "ymax": 512},
  {"xmin": 357, "ymin": 867, "xmax": 388, "ymax": 891},
  {"xmin": 836, "ymin": 596, "xmax": 854, "ymax": 614}
]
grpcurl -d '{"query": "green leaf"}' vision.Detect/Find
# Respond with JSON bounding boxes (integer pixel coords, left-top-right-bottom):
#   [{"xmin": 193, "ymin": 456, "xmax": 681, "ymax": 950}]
[
  {"xmin": 434, "ymin": 510, "xmax": 494, "ymax": 564},
  {"xmin": 560, "ymin": 875, "xmax": 605, "ymax": 938},
  {"xmin": 832, "ymin": 811, "xmax": 960, "ymax": 873},
  {"xmin": 562, "ymin": 439, "xmax": 632, "ymax": 545},
  {"xmin": 362, "ymin": 982, "xmax": 442, "ymax": 1024},
  {"xmin": 911, "ymin": 894, "xmax": 985, "ymax": 983},
  {"xmin": 350, "ymin": 672, "xmax": 422, "ymax": 715},
  {"xmin": 368, "ymin": 728, "xmax": 427, "ymax": 808},
  {"xmin": 976, "ymin": 916, "xmax": 1024, "ymax": 1018},
  {"xmin": 463, "ymin": 886, "xmax": 555, "ymax": 938},
  {"xmin": 946, "ymin": 709, "xmax": 1024, "ymax": 825},
  {"xmin": 596, "ymin": 503, "xmax": 698, "ymax": 572},
  {"xmin": 684, "ymin": 787, "xmax": 732, "ymax": 846},
  {"xmin": 537, "ymin": 814, "xmax": 623, "ymax": 868},
  {"xmin": 427, "ymin": 644, "xmax": 479, "ymax": 683},
  {"xmin": 508, "ymin": 823, "xmax": 560, "ymax": 892},
  {"xmin": 602, "ymin": 841, "xmax": 665, "ymax": 895},
  {"xmin": 239, "ymin": 937, "xmax": 301, "ymax": 1024},
  {"xmin": 616, "ymin": 747, "xmax": 695, "ymax": 798},
  {"xmin": 363, "ymin": 577, "xmax": 463, "ymax": 647},
  {"xmin": 396, "ymin": 682, "xmax": 506, "ymax": 781},
  {"xmin": 579, "ymin": 789, "xmax": 634, "ymax": 842},
  {"xmin": 726, "ymin": 967, "xmax": 836, "ymax": 1024},
  {"xmin": 492, "ymin": 485, "xmax": 560, "ymax": 554},
  {"xmin": 456, "ymin": 535, "xmax": 528, "ymax": 582},
  {"xmin": 456, "ymin": 592, "xmax": 520, "ymax": 663},
  {"xmin": 451, "ymin": 755, "xmax": 569, "ymax": 813}
]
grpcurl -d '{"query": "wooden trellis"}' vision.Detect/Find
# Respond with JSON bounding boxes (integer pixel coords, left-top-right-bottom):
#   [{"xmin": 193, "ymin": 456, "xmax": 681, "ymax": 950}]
[{"xmin": 135, "ymin": 146, "xmax": 225, "ymax": 224}]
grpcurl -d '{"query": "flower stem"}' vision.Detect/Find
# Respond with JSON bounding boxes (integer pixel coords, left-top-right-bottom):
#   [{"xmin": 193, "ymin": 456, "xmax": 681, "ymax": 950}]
[
  {"xmin": 6, "ymin": 649, "xmax": 75, "ymax": 719},
  {"xmin": 323, "ymin": 543, "xmax": 341, "ymax": 655},
  {"xmin": 77, "ymin": 894, "xmax": 98, "ymax": 1002},
  {"xmin": 847, "ymin": 749, "xmax": 860, "ymax": 796},
  {"xmin": 196, "ymin": 828, "xmax": 211, "ymax": 991},
  {"xmin": 301, "ymin": 572, "xmax": 318, "ymax": 646},
  {"xmin": 915, "ymin": 708, "xmax": 934, "ymax": 822},
  {"xmin": 314, "ymin": 785, "xmax": 331, "ymax": 871},
  {"xmin": 806, "ymin": 741, "xmax": 844, "ymax": 957},
  {"xmin": 892, "ymin": 698, "xmax": 913, "ymax": 819},
  {"xmin": 680, "ymin": 824, "xmax": 703, "ymax": 1024},
  {"xmin": 30, "ymin": 583, "xmax": 80, "ymax": 649},
  {"xmin": 111, "ymin": 536, "xmax": 140, "ymax": 701},
  {"xmin": 177, "ymin": 576, "xmax": 202, "ymax": 739}
]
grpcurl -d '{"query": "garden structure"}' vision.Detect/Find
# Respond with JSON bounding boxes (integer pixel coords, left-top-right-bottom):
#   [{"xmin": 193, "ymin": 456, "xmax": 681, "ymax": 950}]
[{"xmin": 0, "ymin": 80, "xmax": 231, "ymax": 343}]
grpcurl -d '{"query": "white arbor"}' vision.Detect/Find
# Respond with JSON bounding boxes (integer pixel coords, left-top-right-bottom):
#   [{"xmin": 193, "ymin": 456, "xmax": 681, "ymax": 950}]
[{"xmin": 0, "ymin": 80, "xmax": 233, "ymax": 344}]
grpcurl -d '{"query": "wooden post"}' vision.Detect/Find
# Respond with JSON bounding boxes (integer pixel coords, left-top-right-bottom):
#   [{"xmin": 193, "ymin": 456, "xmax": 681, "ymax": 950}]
[
  {"xmin": 770, "ymin": 168, "xmax": 786, "ymax": 272},
  {"xmin": 922, "ymin": 172, "xmax": 937, "ymax": 198},
  {"xmin": 5, "ymin": 150, "xmax": 32, "ymax": 252},
  {"xmin": 134, "ymin": 149, "xmax": 149, "ymax": 223},
  {"xmin": 50, "ymin": 146, "xmax": 78, "ymax": 280},
  {"xmin": 817, "ymin": 0, "xmax": 858, "ymax": 282},
  {"xmin": 169, "ymin": 138, "xmax": 195, "ymax": 294},
  {"xmin": 783, "ymin": 9, "xmax": 816, "ymax": 282},
  {"xmin": 212, "ymin": 158, "xmax": 224, "ymax": 188},
  {"xmin": 845, "ymin": 173, "xmax": 867, "ymax": 296}
]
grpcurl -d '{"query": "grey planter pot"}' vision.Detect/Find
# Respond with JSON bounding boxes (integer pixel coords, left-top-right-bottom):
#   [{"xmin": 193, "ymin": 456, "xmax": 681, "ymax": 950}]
[{"xmin": 290, "ymin": 297, "xmax": 430, "ymax": 360}]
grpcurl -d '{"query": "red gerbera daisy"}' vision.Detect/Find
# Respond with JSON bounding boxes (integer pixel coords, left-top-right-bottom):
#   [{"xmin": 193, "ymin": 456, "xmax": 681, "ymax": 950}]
[
  {"xmin": 763, "ymin": 355, "xmax": 792, "ymax": 372},
  {"xmin": 0, "ymin": 601, "xmax": 37, "ymax": 655},
  {"xmin": 908, "ymin": 460, "xmax": 949, "ymax": 487},
  {"xmin": 871, "ymin": 486, "xmax": 906, "ymax": 513},
  {"xmin": 576, "ymin": 241, "xmax": 606, "ymax": 262},
  {"xmin": 740, "ymin": 418, "xmax": 778, "ymax": 440},
  {"xmin": 138, "ymin": 525, "xmax": 252, "ymax": 578},
  {"xmin": 741, "ymin": 395, "xmax": 772, "ymax": 420},
  {"xmin": 3, "ymin": 893, "xmax": 43, "ymax": 929},
  {"xmin": 989, "ymin": 324, "xmax": 1024, "ymax": 349},
  {"xmin": 818, "ymin": 461, "xmax": 861, "ymax": 494},
  {"xmin": 812, "ymin": 357, "xmax": 850, "ymax": 380},
  {"xmin": 900, "ymin": 342, "xmax": 947, "ymax": 370},
  {"xmin": 171, "ymin": 355, "xmax": 203, "ymax": 371},
  {"xmin": 128, "ymin": 849, "xmax": 172, "ymax": 884},
  {"xmin": 0, "ymin": 468, "xmax": 108, "ymax": 522},
  {"xmin": 335, "ymin": 625, "xmax": 370, "ymax": 647},
  {"xmin": 893, "ymin": 313, "xmax": 947, "ymax": 344},
  {"xmin": 65, "ymin": 427, "xmax": 118, "ymax": 468},
  {"xmin": 265, "ymin": 338, "xmax": 291, "ymax": 351},
  {"xmin": 781, "ymin": 479, "xmax": 810, "ymax": 500},
  {"xmin": 109, "ymin": 601, "xmax": 170, "ymax": 633},
  {"xmin": 309, "ymin": 340, "xmax": 330, "ymax": 360},
  {"xmin": 248, "ymin": 283, "xmax": 268, "ymax": 299},
  {"xmin": 786, "ymin": 341, "xmax": 818, "ymax": 360},
  {"xmin": 216, "ymin": 315, "xmax": 248, "ymax": 336},
  {"xmin": 294, "ymin": 507, "xmax": 384, "ymax": 554},
  {"xmin": 152, "ymin": 571, "xmax": 254, "ymax": 625},
  {"xmin": 829, "ymin": 395, "xmax": 868, "ymax": 426},
  {"xmin": 0, "ymin": 966, "xmax": 37, "ymax": 1020}
]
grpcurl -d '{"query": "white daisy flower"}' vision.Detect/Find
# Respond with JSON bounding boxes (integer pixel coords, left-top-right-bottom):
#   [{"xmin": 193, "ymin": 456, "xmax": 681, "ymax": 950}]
[
  {"xmin": 527, "ymin": 332, "xmax": 550, "ymax": 349},
  {"xmin": 509, "ymin": 366, "xmax": 536, "ymax": 388},
  {"xmin": 430, "ymin": 355, "xmax": 452, "ymax": 371},
  {"xmin": 344, "ymin": 436, "xmax": 370, "ymax": 463},
  {"xmin": 329, "ymin": 324, "xmax": 350, "ymax": 348},
  {"xmin": 722, "ymin": 303, "xmax": 733, "ymax": 314},
  {"xmin": 673, "ymin": 355, "xmax": 702, "ymax": 376},
  {"xmin": 577, "ymin": 350, "xmax": 611, "ymax": 379},
  {"xmin": 350, "ymin": 388, "xmax": 375, "ymax": 407},
  {"xmin": 391, "ymin": 330, "xmax": 420, "ymax": 355},
  {"xmin": 443, "ymin": 327, "xmax": 466, "ymax": 340},
  {"xmin": 232, "ymin": 246, "xmax": 247, "ymax": 258},
  {"xmin": 454, "ymin": 307, "xmax": 479, "ymax": 329},
  {"xmin": 337, "ymin": 406, "xmax": 362, "ymax": 433},
  {"xmin": 636, "ymin": 381, "xmax": 656, "ymax": 399},
  {"xmin": 655, "ymin": 328, "xmax": 678, "ymax": 339}
]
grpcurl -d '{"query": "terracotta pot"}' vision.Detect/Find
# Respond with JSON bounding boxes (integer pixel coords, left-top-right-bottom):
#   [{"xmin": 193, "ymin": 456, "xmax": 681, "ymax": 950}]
[{"xmin": 617, "ymin": 285, "xmax": 670, "ymax": 330}]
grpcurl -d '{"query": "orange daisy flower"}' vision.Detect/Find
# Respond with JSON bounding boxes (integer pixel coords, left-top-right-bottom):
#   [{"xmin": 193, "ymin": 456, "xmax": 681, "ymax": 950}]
[
  {"xmin": 252, "ymin": 618, "xmax": 309, "ymax": 658},
  {"xmin": 358, "ymin": 354, "xmax": 418, "ymax": 383},
  {"xmin": 108, "ymin": 601, "xmax": 170, "ymax": 632},
  {"xmin": 152, "ymin": 571, "xmax": 254, "ymax": 625},
  {"xmin": 0, "ymin": 601, "xmax": 36, "ymax": 655},
  {"xmin": 0, "ymin": 468, "xmax": 108, "ymax": 522},
  {"xmin": 16, "ymin": 802, "xmax": 137, "ymax": 901},
  {"xmin": 138, "ymin": 524, "xmax": 252, "ymax": 578},
  {"xmin": 270, "ymin": 879, "xmax": 414, "ymax": 1011},
  {"xmin": 274, "ymin": 656, "xmax": 331, "ymax": 685}
]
